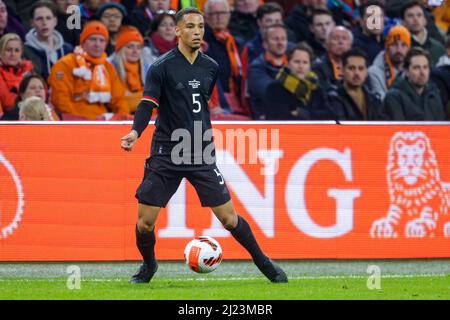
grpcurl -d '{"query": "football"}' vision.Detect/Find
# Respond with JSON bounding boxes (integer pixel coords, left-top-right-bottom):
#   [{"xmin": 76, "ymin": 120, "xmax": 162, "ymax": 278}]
[{"xmin": 184, "ymin": 236, "xmax": 223, "ymax": 273}]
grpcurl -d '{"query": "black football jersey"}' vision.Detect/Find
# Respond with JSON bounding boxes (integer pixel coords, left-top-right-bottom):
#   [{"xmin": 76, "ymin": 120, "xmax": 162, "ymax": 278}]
[{"xmin": 142, "ymin": 47, "xmax": 219, "ymax": 168}]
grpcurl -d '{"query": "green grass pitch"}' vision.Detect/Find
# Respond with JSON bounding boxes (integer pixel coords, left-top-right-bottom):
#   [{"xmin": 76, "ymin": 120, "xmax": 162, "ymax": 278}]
[{"xmin": 0, "ymin": 260, "xmax": 449, "ymax": 300}]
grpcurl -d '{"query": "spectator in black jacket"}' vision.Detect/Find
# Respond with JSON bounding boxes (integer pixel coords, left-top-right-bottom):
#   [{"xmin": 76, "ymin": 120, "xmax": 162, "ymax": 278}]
[
  {"xmin": 204, "ymin": 0, "xmax": 245, "ymax": 115},
  {"xmin": 228, "ymin": 0, "xmax": 259, "ymax": 42},
  {"xmin": 0, "ymin": 0, "xmax": 26, "ymax": 40},
  {"xmin": 54, "ymin": 0, "xmax": 81, "ymax": 47},
  {"xmin": 431, "ymin": 38, "xmax": 450, "ymax": 117},
  {"xmin": 241, "ymin": 2, "xmax": 284, "ymax": 65},
  {"xmin": 286, "ymin": 0, "xmax": 349, "ymax": 43},
  {"xmin": 312, "ymin": 25, "xmax": 353, "ymax": 91},
  {"xmin": 352, "ymin": 0, "xmax": 385, "ymax": 65},
  {"xmin": 307, "ymin": 8, "xmax": 335, "ymax": 59},
  {"xmin": 265, "ymin": 42, "xmax": 330, "ymax": 120},
  {"xmin": 327, "ymin": 48, "xmax": 387, "ymax": 121},
  {"xmin": 384, "ymin": 47, "xmax": 446, "ymax": 121},
  {"xmin": 401, "ymin": 0, "xmax": 445, "ymax": 67},
  {"xmin": 248, "ymin": 24, "xmax": 288, "ymax": 120},
  {"xmin": 130, "ymin": 0, "xmax": 172, "ymax": 37}
]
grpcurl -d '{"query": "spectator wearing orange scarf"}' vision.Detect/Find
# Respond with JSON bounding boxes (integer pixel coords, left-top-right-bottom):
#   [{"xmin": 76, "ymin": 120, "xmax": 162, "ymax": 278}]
[
  {"xmin": 204, "ymin": 0, "xmax": 254, "ymax": 118},
  {"xmin": 48, "ymin": 21, "xmax": 130, "ymax": 120},
  {"xmin": 312, "ymin": 26, "xmax": 353, "ymax": 91},
  {"xmin": 368, "ymin": 26, "xmax": 411, "ymax": 100},
  {"xmin": 110, "ymin": 26, "xmax": 156, "ymax": 113}
]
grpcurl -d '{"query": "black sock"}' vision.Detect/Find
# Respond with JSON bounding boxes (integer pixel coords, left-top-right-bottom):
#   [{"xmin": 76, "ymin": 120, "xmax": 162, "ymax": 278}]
[
  {"xmin": 229, "ymin": 216, "xmax": 267, "ymax": 266},
  {"xmin": 135, "ymin": 225, "xmax": 156, "ymax": 268}
]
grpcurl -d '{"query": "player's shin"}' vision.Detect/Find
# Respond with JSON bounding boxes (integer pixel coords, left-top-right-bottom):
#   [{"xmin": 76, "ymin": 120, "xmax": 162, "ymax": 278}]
[
  {"xmin": 135, "ymin": 224, "xmax": 157, "ymax": 268},
  {"xmin": 228, "ymin": 216, "xmax": 267, "ymax": 265}
]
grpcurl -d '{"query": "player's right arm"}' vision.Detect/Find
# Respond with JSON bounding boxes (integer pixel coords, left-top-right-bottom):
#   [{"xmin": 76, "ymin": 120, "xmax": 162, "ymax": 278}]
[
  {"xmin": 121, "ymin": 63, "xmax": 162, "ymax": 152},
  {"xmin": 120, "ymin": 100, "xmax": 155, "ymax": 151}
]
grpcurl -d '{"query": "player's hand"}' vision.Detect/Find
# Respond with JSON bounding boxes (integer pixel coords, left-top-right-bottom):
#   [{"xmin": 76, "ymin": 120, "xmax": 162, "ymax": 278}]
[{"xmin": 121, "ymin": 130, "xmax": 138, "ymax": 152}]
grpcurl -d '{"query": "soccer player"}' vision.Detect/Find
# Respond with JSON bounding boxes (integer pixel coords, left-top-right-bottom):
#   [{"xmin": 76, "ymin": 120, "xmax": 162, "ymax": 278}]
[{"xmin": 120, "ymin": 7, "xmax": 288, "ymax": 284}]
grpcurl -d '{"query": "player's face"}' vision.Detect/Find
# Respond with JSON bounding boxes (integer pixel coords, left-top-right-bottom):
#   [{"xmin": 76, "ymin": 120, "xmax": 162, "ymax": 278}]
[
  {"xmin": 176, "ymin": 13, "xmax": 205, "ymax": 51},
  {"xmin": 343, "ymin": 56, "xmax": 367, "ymax": 88}
]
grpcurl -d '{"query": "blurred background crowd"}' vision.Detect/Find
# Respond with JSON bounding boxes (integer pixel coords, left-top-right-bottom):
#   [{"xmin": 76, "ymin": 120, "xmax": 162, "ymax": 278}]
[{"xmin": 0, "ymin": 0, "xmax": 449, "ymax": 121}]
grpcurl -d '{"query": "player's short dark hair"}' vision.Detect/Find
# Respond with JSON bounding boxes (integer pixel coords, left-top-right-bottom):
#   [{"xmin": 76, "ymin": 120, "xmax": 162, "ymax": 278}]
[
  {"xmin": 404, "ymin": 47, "xmax": 430, "ymax": 69},
  {"xmin": 256, "ymin": 2, "xmax": 283, "ymax": 20},
  {"xmin": 310, "ymin": 8, "xmax": 334, "ymax": 24},
  {"xmin": 401, "ymin": 0, "xmax": 424, "ymax": 20},
  {"xmin": 287, "ymin": 42, "xmax": 314, "ymax": 63},
  {"xmin": 342, "ymin": 48, "xmax": 369, "ymax": 68},
  {"xmin": 30, "ymin": 0, "xmax": 57, "ymax": 19},
  {"xmin": 358, "ymin": 0, "xmax": 385, "ymax": 18},
  {"xmin": 175, "ymin": 7, "xmax": 203, "ymax": 25}
]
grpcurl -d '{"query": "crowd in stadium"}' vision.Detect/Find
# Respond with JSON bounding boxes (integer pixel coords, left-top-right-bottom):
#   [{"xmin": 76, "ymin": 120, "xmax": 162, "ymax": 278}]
[{"xmin": 0, "ymin": 0, "xmax": 449, "ymax": 121}]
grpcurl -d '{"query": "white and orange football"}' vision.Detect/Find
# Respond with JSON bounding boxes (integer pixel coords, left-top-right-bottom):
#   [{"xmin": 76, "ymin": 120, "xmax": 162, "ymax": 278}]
[{"xmin": 184, "ymin": 236, "xmax": 223, "ymax": 274}]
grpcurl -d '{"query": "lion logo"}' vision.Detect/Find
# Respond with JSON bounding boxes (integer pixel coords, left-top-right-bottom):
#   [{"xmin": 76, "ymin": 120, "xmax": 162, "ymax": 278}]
[{"xmin": 371, "ymin": 132, "xmax": 450, "ymax": 238}]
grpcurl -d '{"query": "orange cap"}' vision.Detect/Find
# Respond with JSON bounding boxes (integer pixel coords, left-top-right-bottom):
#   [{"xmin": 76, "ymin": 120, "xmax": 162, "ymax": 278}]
[
  {"xmin": 385, "ymin": 25, "xmax": 411, "ymax": 49},
  {"xmin": 80, "ymin": 21, "xmax": 109, "ymax": 44},
  {"xmin": 115, "ymin": 26, "xmax": 144, "ymax": 51}
]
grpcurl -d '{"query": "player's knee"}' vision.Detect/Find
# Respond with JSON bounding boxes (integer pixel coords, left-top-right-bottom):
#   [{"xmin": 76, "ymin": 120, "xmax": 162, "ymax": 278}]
[
  {"xmin": 220, "ymin": 214, "xmax": 238, "ymax": 230},
  {"xmin": 137, "ymin": 219, "xmax": 155, "ymax": 233}
]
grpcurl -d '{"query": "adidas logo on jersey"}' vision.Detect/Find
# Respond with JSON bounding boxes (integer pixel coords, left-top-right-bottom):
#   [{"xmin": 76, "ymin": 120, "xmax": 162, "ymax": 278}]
[{"xmin": 176, "ymin": 82, "xmax": 185, "ymax": 90}]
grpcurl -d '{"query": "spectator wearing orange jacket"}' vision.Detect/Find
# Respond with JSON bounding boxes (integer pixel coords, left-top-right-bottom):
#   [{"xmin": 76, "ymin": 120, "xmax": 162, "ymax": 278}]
[
  {"xmin": 0, "ymin": 33, "xmax": 33, "ymax": 119},
  {"xmin": 48, "ymin": 21, "xmax": 130, "ymax": 120}
]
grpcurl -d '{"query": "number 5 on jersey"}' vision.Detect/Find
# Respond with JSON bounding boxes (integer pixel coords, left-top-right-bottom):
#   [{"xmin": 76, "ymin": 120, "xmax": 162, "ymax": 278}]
[{"xmin": 192, "ymin": 93, "xmax": 201, "ymax": 113}]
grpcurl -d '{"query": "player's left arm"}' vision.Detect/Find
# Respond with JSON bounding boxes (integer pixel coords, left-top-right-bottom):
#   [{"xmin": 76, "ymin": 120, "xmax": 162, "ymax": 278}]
[{"xmin": 207, "ymin": 65, "xmax": 219, "ymax": 99}]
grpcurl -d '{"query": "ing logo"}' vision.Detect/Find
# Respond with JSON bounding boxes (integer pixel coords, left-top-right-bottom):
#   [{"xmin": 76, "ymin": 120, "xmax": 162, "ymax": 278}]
[
  {"xmin": 0, "ymin": 152, "xmax": 24, "ymax": 240},
  {"xmin": 371, "ymin": 132, "xmax": 450, "ymax": 238}
]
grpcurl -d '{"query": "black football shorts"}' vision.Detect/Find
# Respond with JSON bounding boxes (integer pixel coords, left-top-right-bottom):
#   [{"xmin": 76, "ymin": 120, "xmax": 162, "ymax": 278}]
[{"xmin": 135, "ymin": 156, "xmax": 231, "ymax": 208}]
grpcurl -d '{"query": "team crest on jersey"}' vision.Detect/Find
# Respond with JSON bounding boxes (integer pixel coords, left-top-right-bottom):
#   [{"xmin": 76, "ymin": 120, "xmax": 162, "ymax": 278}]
[{"xmin": 188, "ymin": 79, "xmax": 201, "ymax": 89}]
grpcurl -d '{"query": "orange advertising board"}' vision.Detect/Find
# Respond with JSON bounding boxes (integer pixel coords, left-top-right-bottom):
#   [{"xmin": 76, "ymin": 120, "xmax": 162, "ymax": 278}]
[{"xmin": 0, "ymin": 122, "xmax": 449, "ymax": 261}]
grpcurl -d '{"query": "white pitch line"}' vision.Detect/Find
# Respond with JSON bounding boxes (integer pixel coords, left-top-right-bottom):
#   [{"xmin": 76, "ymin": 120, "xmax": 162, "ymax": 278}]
[{"xmin": 0, "ymin": 273, "xmax": 447, "ymax": 282}]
